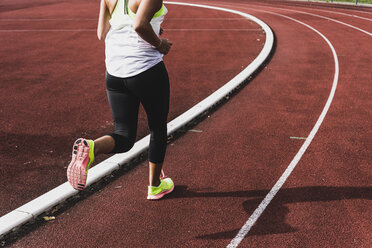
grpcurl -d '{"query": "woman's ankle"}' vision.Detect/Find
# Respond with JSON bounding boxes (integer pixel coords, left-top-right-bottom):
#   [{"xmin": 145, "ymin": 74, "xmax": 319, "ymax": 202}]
[{"xmin": 150, "ymin": 178, "xmax": 161, "ymax": 187}]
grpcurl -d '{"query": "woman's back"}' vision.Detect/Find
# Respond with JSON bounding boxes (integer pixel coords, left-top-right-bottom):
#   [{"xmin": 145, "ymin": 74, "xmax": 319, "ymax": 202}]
[{"xmin": 104, "ymin": 0, "xmax": 167, "ymax": 78}]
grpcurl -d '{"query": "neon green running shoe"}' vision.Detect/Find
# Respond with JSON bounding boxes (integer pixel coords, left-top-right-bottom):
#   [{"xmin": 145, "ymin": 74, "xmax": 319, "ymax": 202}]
[
  {"xmin": 67, "ymin": 138, "xmax": 95, "ymax": 191},
  {"xmin": 147, "ymin": 170, "xmax": 174, "ymax": 200}
]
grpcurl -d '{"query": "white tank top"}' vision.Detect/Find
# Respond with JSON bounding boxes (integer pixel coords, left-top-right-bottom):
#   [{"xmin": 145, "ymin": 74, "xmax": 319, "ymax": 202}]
[{"xmin": 105, "ymin": 0, "xmax": 167, "ymax": 78}]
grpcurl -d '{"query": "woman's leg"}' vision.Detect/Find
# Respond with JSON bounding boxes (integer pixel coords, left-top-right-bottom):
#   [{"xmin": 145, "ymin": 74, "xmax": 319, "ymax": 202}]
[
  {"xmin": 105, "ymin": 72, "xmax": 140, "ymax": 154},
  {"xmin": 149, "ymin": 161, "xmax": 162, "ymax": 187},
  {"xmin": 93, "ymin": 135, "xmax": 115, "ymax": 156},
  {"xmin": 67, "ymin": 72, "xmax": 140, "ymax": 191},
  {"xmin": 91, "ymin": 72, "xmax": 140, "ymax": 157},
  {"xmin": 126, "ymin": 62, "xmax": 170, "ymax": 187}
]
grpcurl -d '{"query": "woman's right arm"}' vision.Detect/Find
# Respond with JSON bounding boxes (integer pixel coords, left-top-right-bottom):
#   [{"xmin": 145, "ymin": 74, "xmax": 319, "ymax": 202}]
[
  {"xmin": 97, "ymin": 0, "xmax": 111, "ymax": 41},
  {"xmin": 133, "ymin": 0, "xmax": 172, "ymax": 55}
]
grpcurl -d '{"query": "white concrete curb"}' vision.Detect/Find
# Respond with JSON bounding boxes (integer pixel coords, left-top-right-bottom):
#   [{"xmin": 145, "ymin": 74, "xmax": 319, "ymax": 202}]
[{"xmin": 0, "ymin": 1, "xmax": 274, "ymax": 238}]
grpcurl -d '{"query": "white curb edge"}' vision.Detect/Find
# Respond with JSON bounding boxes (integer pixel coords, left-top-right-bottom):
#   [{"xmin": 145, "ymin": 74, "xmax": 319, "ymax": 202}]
[{"xmin": 0, "ymin": 1, "xmax": 274, "ymax": 238}]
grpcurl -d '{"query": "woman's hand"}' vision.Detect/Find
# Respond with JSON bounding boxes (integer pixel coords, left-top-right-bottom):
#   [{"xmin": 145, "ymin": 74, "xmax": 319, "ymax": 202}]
[
  {"xmin": 156, "ymin": 38, "xmax": 172, "ymax": 55},
  {"xmin": 133, "ymin": 0, "xmax": 173, "ymax": 54}
]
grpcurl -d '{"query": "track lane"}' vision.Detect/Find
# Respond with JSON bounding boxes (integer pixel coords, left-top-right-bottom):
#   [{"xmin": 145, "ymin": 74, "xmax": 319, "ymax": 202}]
[
  {"xmin": 2, "ymin": 0, "xmax": 371, "ymax": 247},
  {"xmin": 213, "ymin": 1, "xmax": 372, "ymax": 34},
  {"xmin": 7, "ymin": 1, "xmax": 342, "ymax": 247},
  {"xmin": 0, "ymin": 1, "xmax": 264, "ymax": 217},
  {"xmin": 262, "ymin": 5, "xmax": 372, "ymax": 34},
  {"xmin": 1, "ymin": 0, "xmax": 269, "ymax": 245},
  {"xmin": 227, "ymin": 8, "xmax": 341, "ymax": 248},
  {"xmin": 275, "ymin": 5, "xmax": 372, "ymax": 21},
  {"xmin": 205, "ymin": 1, "xmax": 371, "ymax": 247},
  {"xmin": 275, "ymin": 0, "xmax": 372, "ymax": 16}
]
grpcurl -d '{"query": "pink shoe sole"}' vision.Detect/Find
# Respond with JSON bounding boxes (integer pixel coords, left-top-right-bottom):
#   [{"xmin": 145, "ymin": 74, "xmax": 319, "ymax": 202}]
[
  {"xmin": 67, "ymin": 138, "xmax": 90, "ymax": 191},
  {"xmin": 147, "ymin": 184, "xmax": 175, "ymax": 200}
]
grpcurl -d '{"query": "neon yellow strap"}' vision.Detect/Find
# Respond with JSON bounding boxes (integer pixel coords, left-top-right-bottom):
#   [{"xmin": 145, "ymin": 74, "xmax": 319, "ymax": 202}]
[
  {"xmin": 87, "ymin": 140, "xmax": 95, "ymax": 172},
  {"xmin": 128, "ymin": 4, "xmax": 166, "ymax": 19}
]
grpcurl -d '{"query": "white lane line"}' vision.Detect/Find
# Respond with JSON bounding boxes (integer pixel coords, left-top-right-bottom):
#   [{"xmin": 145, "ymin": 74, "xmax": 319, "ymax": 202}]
[
  {"xmin": 214, "ymin": 0, "xmax": 372, "ymax": 15},
  {"xmin": 0, "ymin": 29, "xmax": 96, "ymax": 32},
  {"xmin": 0, "ymin": 28, "xmax": 262, "ymax": 33},
  {"xmin": 265, "ymin": 6, "xmax": 372, "ymax": 35},
  {"xmin": 165, "ymin": 28, "xmax": 262, "ymax": 31},
  {"xmin": 227, "ymin": 10, "xmax": 339, "ymax": 248},
  {"xmin": 0, "ymin": 1, "xmax": 274, "ymax": 238},
  {"xmin": 289, "ymin": 6, "xmax": 372, "ymax": 21},
  {"xmin": 168, "ymin": 17, "xmax": 247, "ymax": 19},
  {"xmin": 287, "ymin": 1, "xmax": 372, "ymax": 15},
  {"xmin": 0, "ymin": 17, "xmax": 247, "ymax": 21},
  {"xmin": 274, "ymin": 0, "xmax": 372, "ymax": 15},
  {"xmin": 228, "ymin": 1, "xmax": 372, "ymax": 21},
  {"xmin": 215, "ymin": 2, "xmax": 372, "ymax": 36},
  {"xmin": 0, "ymin": 18, "xmax": 97, "ymax": 21}
]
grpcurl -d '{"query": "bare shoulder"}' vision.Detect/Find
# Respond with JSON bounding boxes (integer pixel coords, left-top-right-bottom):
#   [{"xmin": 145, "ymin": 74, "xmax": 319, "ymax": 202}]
[
  {"xmin": 131, "ymin": 0, "xmax": 162, "ymax": 14},
  {"xmin": 104, "ymin": 0, "xmax": 118, "ymax": 14},
  {"xmin": 128, "ymin": 0, "xmax": 141, "ymax": 14}
]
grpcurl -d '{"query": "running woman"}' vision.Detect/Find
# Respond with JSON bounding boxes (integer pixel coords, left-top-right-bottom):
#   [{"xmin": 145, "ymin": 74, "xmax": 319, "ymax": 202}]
[{"xmin": 67, "ymin": 0, "xmax": 173, "ymax": 200}]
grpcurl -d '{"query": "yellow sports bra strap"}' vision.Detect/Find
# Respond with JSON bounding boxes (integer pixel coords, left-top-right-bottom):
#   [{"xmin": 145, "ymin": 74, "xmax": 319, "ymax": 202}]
[
  {"xmin": 128, "ymin": 4, "xmax": 166, "ymax": 19},
  {"xmin": 153, "ymin": 5, "xmax": 166, "ymax": 18},
  {"xmin": 112, "ymin": 0, "xmax": 165, "ymax": 20}
]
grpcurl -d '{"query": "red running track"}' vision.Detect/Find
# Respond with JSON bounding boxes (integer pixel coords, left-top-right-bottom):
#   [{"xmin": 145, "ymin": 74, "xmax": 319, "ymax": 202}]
[
  {"xmin": 1, "ymin": 0, "xmax": 372, "ymax": 247},
  {"xmin": 0, "ymin": 0, "xmax": 264, "ymax": 216}
]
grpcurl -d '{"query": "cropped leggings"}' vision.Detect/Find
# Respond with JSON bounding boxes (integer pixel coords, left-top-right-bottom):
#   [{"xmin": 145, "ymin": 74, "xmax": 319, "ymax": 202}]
[{"xmin": 106, "ymin": 61, "xmax": 169, "ymax": 163}]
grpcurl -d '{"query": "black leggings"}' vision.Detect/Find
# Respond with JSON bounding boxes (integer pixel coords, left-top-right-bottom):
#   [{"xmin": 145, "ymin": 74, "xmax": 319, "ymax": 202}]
[{"xmin": 106, "ymin": 61, "xmax": 169, "ymax": 163}]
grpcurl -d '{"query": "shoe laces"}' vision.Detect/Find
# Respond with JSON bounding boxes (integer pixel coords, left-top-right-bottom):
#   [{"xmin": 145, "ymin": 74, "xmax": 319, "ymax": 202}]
[{"xmin": 160, "ymin": 169, "xmax": 167, "ymax": 180}]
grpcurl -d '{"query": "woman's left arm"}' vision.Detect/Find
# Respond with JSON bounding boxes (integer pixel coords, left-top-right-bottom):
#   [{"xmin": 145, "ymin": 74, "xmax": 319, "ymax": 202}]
[{"xmin": 97, "ymin": 0, "xmax": 111, "ymax": 41}]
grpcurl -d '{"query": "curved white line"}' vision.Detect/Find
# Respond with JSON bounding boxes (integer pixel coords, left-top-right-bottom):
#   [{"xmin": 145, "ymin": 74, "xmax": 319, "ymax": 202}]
[
  {"xmin": 266, "ymin": 6, "xmax": 372, "ymax": 35},
  {"xmin": 321, "ymin": 6, "xmax": 372, "ymax": 15},
  {"xmin": 162, "ymin": 0, "xmax": 274, "ymax": 150},
  {"xmin": 0, "ymin": 1, "xmax": 274, "ymax": 238},
  {"xmin": 282, "ymin": 1, "xmax": 372, "ymax": 15},
  {"xmin": 227, "ymin": 10, "xmax": 339, "ymax": 248},
  {"xmin": 291, "ymin": 6, "xmax": 372, "ymax": 21},
  {"xmin": 0, "ymin": 28, "xmax": 262, "ymax": 32},
  {"xmin": 0, "ymin": 18, "xmax": 97, "ymax": 21},
  {"xmin": 227, "ymin": 1, "xmax": 372, "ymax": 21},
  {"xmin": 0, "ymin": 29, "xmax": 96, "ymax": 32},
  {"xmin": 0, "ymin": 17, "xmax": 247, "ymax": 21},
  {"xmin": 215, "ymin": 2, "xmax": 372, "ymax": 36}
]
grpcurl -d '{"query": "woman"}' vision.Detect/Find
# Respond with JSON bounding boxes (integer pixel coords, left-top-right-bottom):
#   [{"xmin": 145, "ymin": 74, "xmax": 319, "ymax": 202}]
[{"xmin": 67, "ymin": 0, "xmax": 173, "ymax": 200}]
